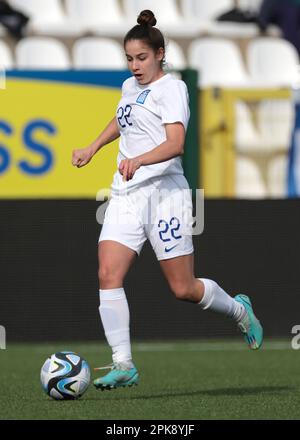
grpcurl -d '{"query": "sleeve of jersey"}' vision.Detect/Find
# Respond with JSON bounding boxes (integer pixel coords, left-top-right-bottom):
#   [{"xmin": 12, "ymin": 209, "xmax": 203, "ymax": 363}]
[
  {"xmin": 158, "ymin": 81, "xmax": 190, "ymax": 131},
  {"xmin": 121, "ymin": 77, "xmax": 133, "ymax": 96}
]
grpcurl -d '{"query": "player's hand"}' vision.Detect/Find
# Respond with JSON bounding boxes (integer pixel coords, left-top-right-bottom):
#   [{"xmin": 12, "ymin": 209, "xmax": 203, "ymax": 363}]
[
  {"xmin": 72, "ymin": 146, "xmax": 94, "ymax": 168},
  {"xmin": 119, "ymin": 157, "xmax": 142, "ymax": 181}
]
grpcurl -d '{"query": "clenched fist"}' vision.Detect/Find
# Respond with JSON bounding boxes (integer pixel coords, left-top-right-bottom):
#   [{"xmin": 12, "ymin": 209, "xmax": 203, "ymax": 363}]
[
  {"xmin": 72, "ymin": 146, "xmax": 94, "ymax": 168},
  {"xmin": 119, "ymin": 157, "xmax": 142, "ymax": 181}
]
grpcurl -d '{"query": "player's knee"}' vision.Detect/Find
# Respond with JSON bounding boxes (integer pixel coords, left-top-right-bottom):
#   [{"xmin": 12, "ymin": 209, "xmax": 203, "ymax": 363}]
[
  {"xmin": 98, "ymin": 264, "xmax": 123, "ymax": 288},
  {"xmin": 170, "ymin": 281, "xmax": 193, "ymax": 302}
]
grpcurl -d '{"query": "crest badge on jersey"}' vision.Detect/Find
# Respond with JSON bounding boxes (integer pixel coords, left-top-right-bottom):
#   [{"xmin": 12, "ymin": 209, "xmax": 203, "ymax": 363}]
[{"xmin": 136, "ymin": 89, "xmax": 151, "ymax": 104}]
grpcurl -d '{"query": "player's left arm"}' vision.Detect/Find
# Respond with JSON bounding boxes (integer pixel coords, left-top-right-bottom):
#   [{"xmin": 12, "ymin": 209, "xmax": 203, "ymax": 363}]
[{"xmin": 119, "ymin": 122, "xmax": 185, "ymax": 181}]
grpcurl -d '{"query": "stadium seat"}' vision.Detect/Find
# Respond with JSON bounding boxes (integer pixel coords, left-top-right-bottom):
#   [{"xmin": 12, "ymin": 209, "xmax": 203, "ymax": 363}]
[
  {"xmin": 235, "ymin": 157, "xmax": 267, "ymax": 198},
  {"xmin": 0, "ymin": 40, "xmax": 13, "ymax": 68},
  {"xmin": 235, "ymin": 100, "xmax": 293, "ymax": 154},
  {"xmin": 257, "ymin": 100, "xmax": 294, "ymax": 151},
  {"xmin": 123, "ymin": 0, "xmax": 198, "ymax": 37},
  {"xmin": 9, "ymin": 0, "xmax": 81, "ymax": 36},
  {"xmin": 235, "ymin": 102, "xmax": 262, "ymax": 152},
  {"xmin": 66, "ymin": 0, "xmax": 128, "ymax": 37},
  {"xmin": 165, "ymin": 40, "xmax": 187, "ymax": 70},
  {"xmin": 181, "ymin": 0, "xmax": 259, "ymax": 37},
  {"xmin": 181, "ymin": 0, "xmax": 232, "ymax": 21},
  {"xmin": 16, "ymin": 37, "xmax": 71, "ymax": 69},
  {"xmin": 73, "ymin": 38, "xmax": 127, "ymax": 69},
  {"xmin": 267, "ymin": 155, "xmax": 288, "ymax": 197},
  {"xmin": 247, "ymin": 38, "xmax": 300, "ymax": 87},
  {"xmin": 188, "ymin": 38, "xmax": 251, "ymax": 87},
  {"xmin": 238, "ymin": 0, "xmax": 263, "ymax": 13}
]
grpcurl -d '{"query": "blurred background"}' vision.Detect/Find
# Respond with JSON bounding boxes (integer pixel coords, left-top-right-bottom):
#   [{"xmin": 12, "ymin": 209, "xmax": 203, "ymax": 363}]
[{"xmin": 1, "ymin": 0, "xmax": 300, "ymax": 343}]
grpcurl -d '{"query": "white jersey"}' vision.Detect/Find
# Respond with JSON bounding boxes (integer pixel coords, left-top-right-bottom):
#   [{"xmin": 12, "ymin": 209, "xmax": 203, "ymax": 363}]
[{"xmin": 111, "ymin": 73, "xmax": 190, "ymax": 193}]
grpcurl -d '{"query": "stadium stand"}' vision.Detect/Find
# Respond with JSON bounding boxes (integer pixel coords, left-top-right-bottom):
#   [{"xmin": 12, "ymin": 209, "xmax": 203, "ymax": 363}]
[
  {"xmin": 267, "ymin": 155, "xmax": 288, "ymax": 197},
  {"xmin": 165, "ymin": 39, "xmax": 187, "ymax": 70},
  {"xmin": 0, "ymin": 39, "xmax": 13, "ymax": 67},
  {"xmin": 9, "ymin": 0, "xmax": 81, "ymax": 36},
  {"xmin": 257, "ymin": 100, "xmax": 294, "ymax": 152},
  {"xmin": 188, "ymin": 38, "xmax": 251, "ymax": 87},
  {"xmin": 72, "ymin": 34, "xmax": 187, "ymax": 70},
  {"xmin": 123, "ymin": 0, "xmax": 199, "ymax": 37},
  {"xmin": 245, "ymin": 38, "xmax": 296, "ymax": 193},
  {"xmin": 235, "ymin": 101, "xmax": 262, "ymax": 152},
  {"xmin": 181, "ymin": 0, "xmax": 259, "ymax": 37},
  {"xmin": 247, "ymin": 37, "xmax": 300, "ymax": 87},
  {"xmin": 0, "ymin": 0, "xmax": 297, "ymax": 198},
  {"xmin": 236, "ymin": 157, "xmax": 267, "ymax": 198},
  {"xmin": 238, "ymin": 0, "xmax": 263, "ymax": 12},
  {"xmin": 66, "ymin": 0, "xmax": 128, "ymax": 37},
  {"xmin": 15, "ymin": 36, "xmax": 71, "ymax": 69},
  {"xmin": 73, "ymin": 37, "xmax": 126, "ymax": 69}
]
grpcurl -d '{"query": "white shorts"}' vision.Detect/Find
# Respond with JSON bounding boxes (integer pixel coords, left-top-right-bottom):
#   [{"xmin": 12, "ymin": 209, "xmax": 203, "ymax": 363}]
[{"xmin": 99, "ymin": 174, "xmax": 194, "ymax": 261}]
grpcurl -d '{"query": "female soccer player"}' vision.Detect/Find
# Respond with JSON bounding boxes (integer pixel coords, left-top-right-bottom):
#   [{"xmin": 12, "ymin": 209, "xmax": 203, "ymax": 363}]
[{"xmin": 72, "ymin": 10, "xmax": 263, "ymax": 391}]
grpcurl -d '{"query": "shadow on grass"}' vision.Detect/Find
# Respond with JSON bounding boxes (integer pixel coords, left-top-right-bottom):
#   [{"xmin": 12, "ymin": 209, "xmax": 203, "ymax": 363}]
[{"xmin": 84, "ymin": 385, "xmax": 293, "ymax": 401}]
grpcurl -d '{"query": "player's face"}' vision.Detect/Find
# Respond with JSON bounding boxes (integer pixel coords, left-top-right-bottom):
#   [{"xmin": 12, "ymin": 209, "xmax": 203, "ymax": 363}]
[{"xmin": 125, "ymin": 40, "xmax": 164, "ymax": 85}]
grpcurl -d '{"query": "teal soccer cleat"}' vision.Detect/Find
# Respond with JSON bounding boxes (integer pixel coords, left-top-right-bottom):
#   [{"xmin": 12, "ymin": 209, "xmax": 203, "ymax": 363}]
[
  {"xmin": 93, "ymin": 362, "xmax": 139, "ymax": 391},
  {"xmin": 235, "ymin": 294, "xmax": 263, "ymax": 350}
]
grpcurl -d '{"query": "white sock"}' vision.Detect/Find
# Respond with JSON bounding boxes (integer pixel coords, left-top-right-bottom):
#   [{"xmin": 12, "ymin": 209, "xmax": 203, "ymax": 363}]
[
  {"xmin": 99, "ymin": 287, "xmax": 134, "ymax": 368},
  {"xmin": 198, "ymin": 278, "xmax": 246, "ymax": 323}
]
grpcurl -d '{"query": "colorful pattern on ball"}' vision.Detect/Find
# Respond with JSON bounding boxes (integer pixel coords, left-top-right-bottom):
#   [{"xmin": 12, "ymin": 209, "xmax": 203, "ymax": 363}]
[{"xmin": 40, "ymin": 351, "xmax": 90, "ymax": 400}]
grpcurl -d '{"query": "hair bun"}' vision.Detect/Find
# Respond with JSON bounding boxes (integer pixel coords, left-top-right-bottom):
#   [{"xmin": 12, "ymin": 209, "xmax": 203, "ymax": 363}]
[{"xmin": 137, "ymin": 10, "xmax": 157, "ymax": 27}]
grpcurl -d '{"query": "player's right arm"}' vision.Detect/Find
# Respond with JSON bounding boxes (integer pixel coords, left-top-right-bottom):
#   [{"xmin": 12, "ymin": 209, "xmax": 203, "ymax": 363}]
[{"xmin": 72, "ymin": 117, "xmax": 120, "ymax": 168}]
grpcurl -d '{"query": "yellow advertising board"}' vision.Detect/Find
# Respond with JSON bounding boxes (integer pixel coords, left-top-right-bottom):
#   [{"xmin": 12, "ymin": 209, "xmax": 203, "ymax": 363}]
[{"xmin": 0, "ymin": 71, "xmax": 130, "ymax": 198}]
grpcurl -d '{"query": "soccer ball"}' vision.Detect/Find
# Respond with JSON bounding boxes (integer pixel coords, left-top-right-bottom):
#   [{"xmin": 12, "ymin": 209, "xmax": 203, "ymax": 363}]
[{"xmin": 40, "ymin": 351, "xmax": 91, "ymax": 400}]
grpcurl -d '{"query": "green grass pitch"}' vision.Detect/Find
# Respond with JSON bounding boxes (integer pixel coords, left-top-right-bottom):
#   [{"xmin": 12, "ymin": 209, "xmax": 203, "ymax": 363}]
[{"xmin": 1, "ymin": 340, "xmax": 300, "ymax": 420}]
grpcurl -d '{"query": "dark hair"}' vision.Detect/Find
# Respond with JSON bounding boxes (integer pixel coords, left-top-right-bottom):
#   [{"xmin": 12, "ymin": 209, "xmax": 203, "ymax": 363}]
[{"xmin": 124, "ymin": 10, "xmax": 165, "ymax": 64}]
